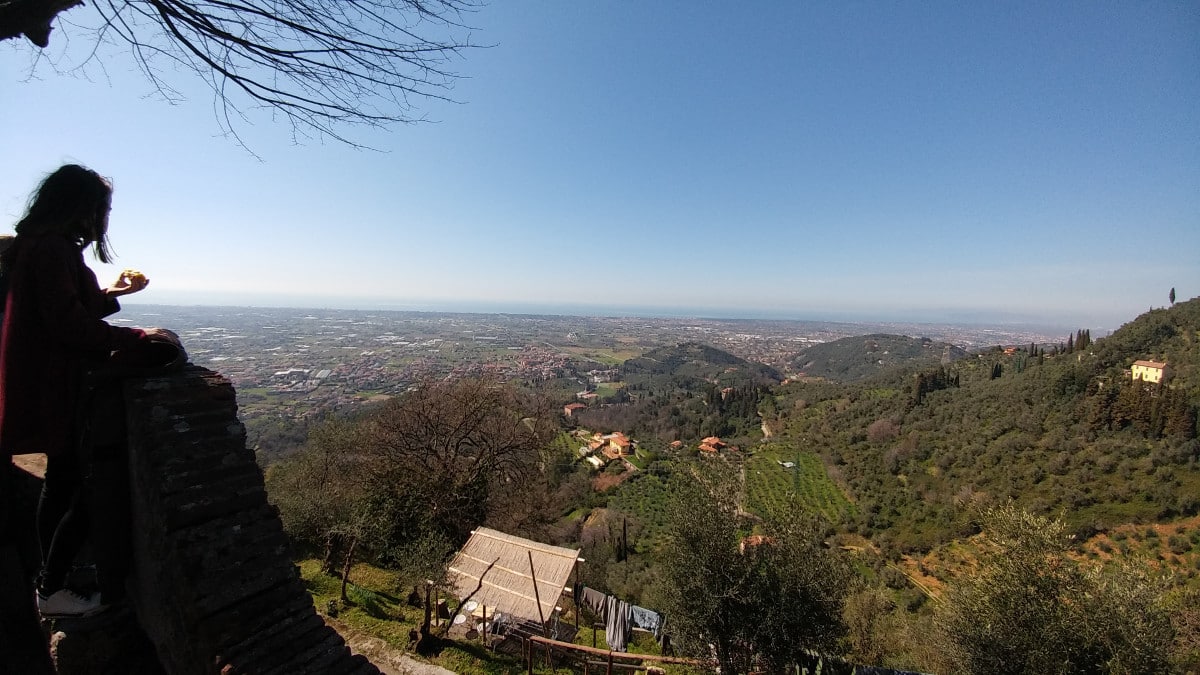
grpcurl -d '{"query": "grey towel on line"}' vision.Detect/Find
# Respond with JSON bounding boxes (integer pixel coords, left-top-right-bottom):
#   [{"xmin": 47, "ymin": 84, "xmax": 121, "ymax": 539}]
[
  {"xmin": 604, "ymin": 595, "xmax": 632, "ymax": 652},
  {"xmin": 580, "ymin": 586, "xmax": 607, "ymax": 618}
]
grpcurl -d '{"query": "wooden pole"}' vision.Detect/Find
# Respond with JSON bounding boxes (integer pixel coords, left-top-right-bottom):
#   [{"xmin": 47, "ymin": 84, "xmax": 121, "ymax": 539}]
[
  {"xmin": 606, "ymin": 650, "xmax": 613, "ymax": 675},
  {"xmin": 528, "ymin": 551, "xmax": 555, "ymax": 673},
  {"xmin": 482, "ymin": 604, "xmax": 487, "ymax": 644},
  {"xmin": 528, "ymin": 551, "xmax": 548, "ymax": 631}
]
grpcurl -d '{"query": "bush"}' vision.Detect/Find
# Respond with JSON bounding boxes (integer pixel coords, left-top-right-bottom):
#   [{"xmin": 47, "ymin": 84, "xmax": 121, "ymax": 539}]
[
  {"xmin": 935, "ymin": 503, "xmax": 1174, "ymax": 675},
  {"xmin": 1168, "ymin": 534, "xmax": 1191, "ymax": 555},
  {"xmin": 867, "ymin": 418, "xmax": 900, "ymax": 444}
]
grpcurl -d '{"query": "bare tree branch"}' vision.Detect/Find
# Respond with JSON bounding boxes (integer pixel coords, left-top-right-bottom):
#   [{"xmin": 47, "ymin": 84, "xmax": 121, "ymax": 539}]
[{"xmin": 2, "ymin": 0, "xmax": 481, "ymax": 145}]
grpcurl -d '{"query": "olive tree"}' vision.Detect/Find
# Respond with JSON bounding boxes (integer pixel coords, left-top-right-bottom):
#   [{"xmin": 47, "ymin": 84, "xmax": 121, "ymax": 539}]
[
  {"xmin": 651, "ymin": 463, "xmax": 852, "ymax": 673},
  {"xmin": 935, "ymin": 503, "xmax": 1175, "ymax": 675}
]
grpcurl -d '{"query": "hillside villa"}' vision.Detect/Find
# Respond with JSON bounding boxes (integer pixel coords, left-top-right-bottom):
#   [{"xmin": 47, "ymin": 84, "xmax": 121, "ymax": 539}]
[
  {"xmin": 1131, "ymin": 360, "xmax": 1167, "ymax": 384},
  {"xmin": 599, "ymin": 432, "xmax": 633, "ymax": 460},
  {"xmin": 573, "ymin": 429, "xmax": 637, "ymax": 466}
]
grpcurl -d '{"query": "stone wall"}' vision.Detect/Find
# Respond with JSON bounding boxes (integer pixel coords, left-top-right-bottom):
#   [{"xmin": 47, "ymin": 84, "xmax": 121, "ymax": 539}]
[
  {"xmin": 2, "ymin": 366, "xmax": 381, "ymax": 674},
  {"xmin": 122, "ymin": 366, "xmax": 380, "ymax": 674}
]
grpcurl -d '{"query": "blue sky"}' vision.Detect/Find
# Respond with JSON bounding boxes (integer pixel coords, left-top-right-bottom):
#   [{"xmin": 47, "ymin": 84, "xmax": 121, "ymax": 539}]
[{"xmin": 2, "ymin": 1, "xmax": 1197, "ymax": 330}]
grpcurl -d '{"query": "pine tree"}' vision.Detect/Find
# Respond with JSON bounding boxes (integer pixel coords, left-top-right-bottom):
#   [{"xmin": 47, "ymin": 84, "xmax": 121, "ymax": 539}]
[
  {"xmin": 1149, "ymin": 384, "xmax": 1167, "ymax": 439},
  {"xmin": 1163, "ymin": 388, "xmax": 1198, "ymax": 439}
]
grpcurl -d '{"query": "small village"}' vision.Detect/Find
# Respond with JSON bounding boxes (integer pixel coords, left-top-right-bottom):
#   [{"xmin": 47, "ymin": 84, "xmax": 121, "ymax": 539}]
[{"xmin": 564, "ymin": 418, "xmax": 739, "ymax": 473}]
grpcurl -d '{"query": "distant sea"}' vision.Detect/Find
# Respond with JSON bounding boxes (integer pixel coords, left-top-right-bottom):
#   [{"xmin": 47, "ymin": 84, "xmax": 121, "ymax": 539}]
[{"xmin": 125, "ymin": 292, "xmax": 1103, "ymax": 335}]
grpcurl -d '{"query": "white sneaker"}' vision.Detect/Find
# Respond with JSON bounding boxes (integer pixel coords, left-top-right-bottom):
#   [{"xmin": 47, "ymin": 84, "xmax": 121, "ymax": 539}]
[{"xmin": 36, "ymin": 588, "xmax": 109, "ymax": 619}]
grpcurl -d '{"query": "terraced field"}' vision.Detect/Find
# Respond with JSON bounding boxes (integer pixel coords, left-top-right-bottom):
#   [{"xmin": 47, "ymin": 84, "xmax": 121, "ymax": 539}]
[
  {"xmin": 744, "ymin": 442, "xmax": 856, "ymax": 523},
  {"xmin": 607, "ymin": 472, "xmax": 672, "ymax": 553}
]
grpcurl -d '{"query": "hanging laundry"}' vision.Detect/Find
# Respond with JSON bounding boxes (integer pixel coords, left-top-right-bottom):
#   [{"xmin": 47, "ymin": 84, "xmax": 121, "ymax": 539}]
[
  {"xmin": 604, "ymin": 595, "xmax": 632, "ymax": 652},
  {"xmin": 629, "ymin": 605, "xmax": 663, "ymax": 639},
  {"xmin": 579, "ymin": 585, "xmax": 608, "ymax": 619}
]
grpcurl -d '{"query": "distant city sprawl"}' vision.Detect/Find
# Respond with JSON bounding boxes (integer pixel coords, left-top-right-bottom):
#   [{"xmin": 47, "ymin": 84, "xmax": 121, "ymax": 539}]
[{"xmin": 113, "ymin": 304, "xmax": 1063, "ymax": 454}]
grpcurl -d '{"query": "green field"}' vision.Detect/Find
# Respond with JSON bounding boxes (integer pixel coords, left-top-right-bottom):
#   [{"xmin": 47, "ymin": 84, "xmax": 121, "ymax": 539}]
[
  {"xmin": 593, "ymin": 381, "xmax": 627, "ymax": 399},
  {"xmin": 560, "ymin": 346, "xmax": 641, "ymax": 366},
  {"xmin": 744, "ymin": 442, "xmax": 856, "ymax": 523},
  {"xmin": 608, "ymin": 473, "xmax": 672, "ymax": 553}
]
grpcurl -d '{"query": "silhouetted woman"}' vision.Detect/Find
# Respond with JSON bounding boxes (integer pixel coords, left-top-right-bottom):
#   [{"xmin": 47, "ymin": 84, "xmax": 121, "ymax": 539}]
[{"xmin": 0, "ymin": 164, "xmax": 174, "ymax": 619}]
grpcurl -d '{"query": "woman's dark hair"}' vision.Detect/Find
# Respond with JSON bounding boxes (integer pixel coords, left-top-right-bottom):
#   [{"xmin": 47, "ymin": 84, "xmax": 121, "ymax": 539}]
[{"xmin": 15, "ymin": 164, "xmax": 115, "ymax": 263}]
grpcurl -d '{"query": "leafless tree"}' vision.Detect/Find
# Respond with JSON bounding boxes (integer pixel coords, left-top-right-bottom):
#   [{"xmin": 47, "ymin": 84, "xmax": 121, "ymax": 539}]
[
  {"xmin": 1, "ymin": 0, "xmax": 479, "ymax": 144},
  {"xmin": 362, "ymin": 376, "xmax": 555, "ymax": 543}
]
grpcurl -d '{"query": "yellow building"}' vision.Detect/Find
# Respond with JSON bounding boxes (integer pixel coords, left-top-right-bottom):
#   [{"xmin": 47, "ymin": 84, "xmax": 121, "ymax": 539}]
[{"xmin": 1131, "ymin": 360, "xmax": 1166, "ymax": 384}]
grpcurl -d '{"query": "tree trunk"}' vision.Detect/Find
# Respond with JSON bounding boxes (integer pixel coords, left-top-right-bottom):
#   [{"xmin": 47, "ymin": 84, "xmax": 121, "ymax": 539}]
[
  {"xmin": 322, "ymin": 531, "xmax": 344, "ymax": 577},
  {"xmin": 339, "ymin": 535, "xmax": 357, "ymax": 603},
  {"xmin": 422, "ymin": 583, "xmax": 433, "ymax": 636},
  {"xmin": 415, "ymin": 583, "xmax": 443, "ymax": 656}
]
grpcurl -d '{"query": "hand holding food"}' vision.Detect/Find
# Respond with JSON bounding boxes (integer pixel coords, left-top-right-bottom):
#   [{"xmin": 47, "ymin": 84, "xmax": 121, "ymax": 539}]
[{"xmin": 107, "ymin": 268, "xmax": 150, "ymax": 296}]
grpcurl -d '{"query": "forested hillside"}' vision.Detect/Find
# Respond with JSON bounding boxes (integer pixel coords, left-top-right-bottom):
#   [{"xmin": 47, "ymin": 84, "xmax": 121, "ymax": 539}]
[
  {"xmin": 792, "ymin": 334, "xmax": 969, "ymax": 382},
  {"xmin": 574, "ymin": 342, "xmax": 780, "ymax": 443},
  {"xmin": 622, "ymin": 341, "xmax": 783, "ymax": 388},
  {"xmin": 772, "ymin": 298, "xmax": 1200, "ymax": 553}
]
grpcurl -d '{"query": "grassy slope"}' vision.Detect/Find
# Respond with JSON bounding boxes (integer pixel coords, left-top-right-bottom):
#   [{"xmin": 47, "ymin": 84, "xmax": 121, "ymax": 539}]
[{"xmin": 299, "ymin": 561, "xmax": 528, "ymax": 675}]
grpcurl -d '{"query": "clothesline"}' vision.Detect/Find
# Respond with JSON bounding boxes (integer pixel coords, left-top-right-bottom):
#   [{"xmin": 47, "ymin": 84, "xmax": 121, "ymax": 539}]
[{"xmin": 573, "ymin": 583, "xmax": 665, "ymax": 653}]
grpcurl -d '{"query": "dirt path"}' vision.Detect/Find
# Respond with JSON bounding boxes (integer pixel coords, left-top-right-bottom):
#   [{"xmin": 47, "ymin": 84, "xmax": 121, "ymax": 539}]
[{"xmin": 326, "ymin": 618, "xmax": 456, "ymax": 675}]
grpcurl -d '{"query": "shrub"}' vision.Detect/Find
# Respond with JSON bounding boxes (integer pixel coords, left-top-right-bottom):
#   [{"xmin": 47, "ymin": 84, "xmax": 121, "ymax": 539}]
[
  {"xmin": 1168, "ymin": 534, "xmax": 1191, "ymax": 556},
  {"xmin": 867, "ymin": 418, "xmax": 900, "ymax": 444},
  {"xmin": 935, "ymin": 503, "xmax": 1174, "ymax": 675}
]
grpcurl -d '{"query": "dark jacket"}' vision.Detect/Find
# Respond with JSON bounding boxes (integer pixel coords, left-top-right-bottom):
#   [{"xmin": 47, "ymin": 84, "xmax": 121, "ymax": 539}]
[{"xmin": 0, "ymin": 234, "xmax": 147, "ymax": 458}]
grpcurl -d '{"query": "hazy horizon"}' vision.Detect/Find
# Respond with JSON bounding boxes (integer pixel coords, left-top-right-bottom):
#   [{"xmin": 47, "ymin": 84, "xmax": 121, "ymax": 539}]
[{"xmin": 120, "ymin": 293, "xmax": 1144, "ymax": 336}]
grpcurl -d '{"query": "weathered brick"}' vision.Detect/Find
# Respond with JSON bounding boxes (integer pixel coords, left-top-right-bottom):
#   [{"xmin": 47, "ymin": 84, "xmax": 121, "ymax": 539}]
[{"xmin": 116, "ymin": 366, "xmax": 379, "ymax": 674}]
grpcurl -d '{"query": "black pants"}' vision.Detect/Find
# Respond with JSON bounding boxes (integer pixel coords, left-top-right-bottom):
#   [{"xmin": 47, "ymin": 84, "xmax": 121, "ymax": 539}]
[
  {"xmin": 36, "ymin": 379, "xmax": 131, "ymax": 600},
  {"xmin": 36, "ymin": 451, "xmax": 89, "ymax": 594},
  {"xmin": 1, "ymin": 462, "xmax": 56, "ymax": 675}
]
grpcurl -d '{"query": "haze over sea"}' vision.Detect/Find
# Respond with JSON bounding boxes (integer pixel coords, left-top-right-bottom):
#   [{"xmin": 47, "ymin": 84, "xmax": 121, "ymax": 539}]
[{"xmin": 122, "ymin": 294, "xmax": 1088, "ymax": 336}]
